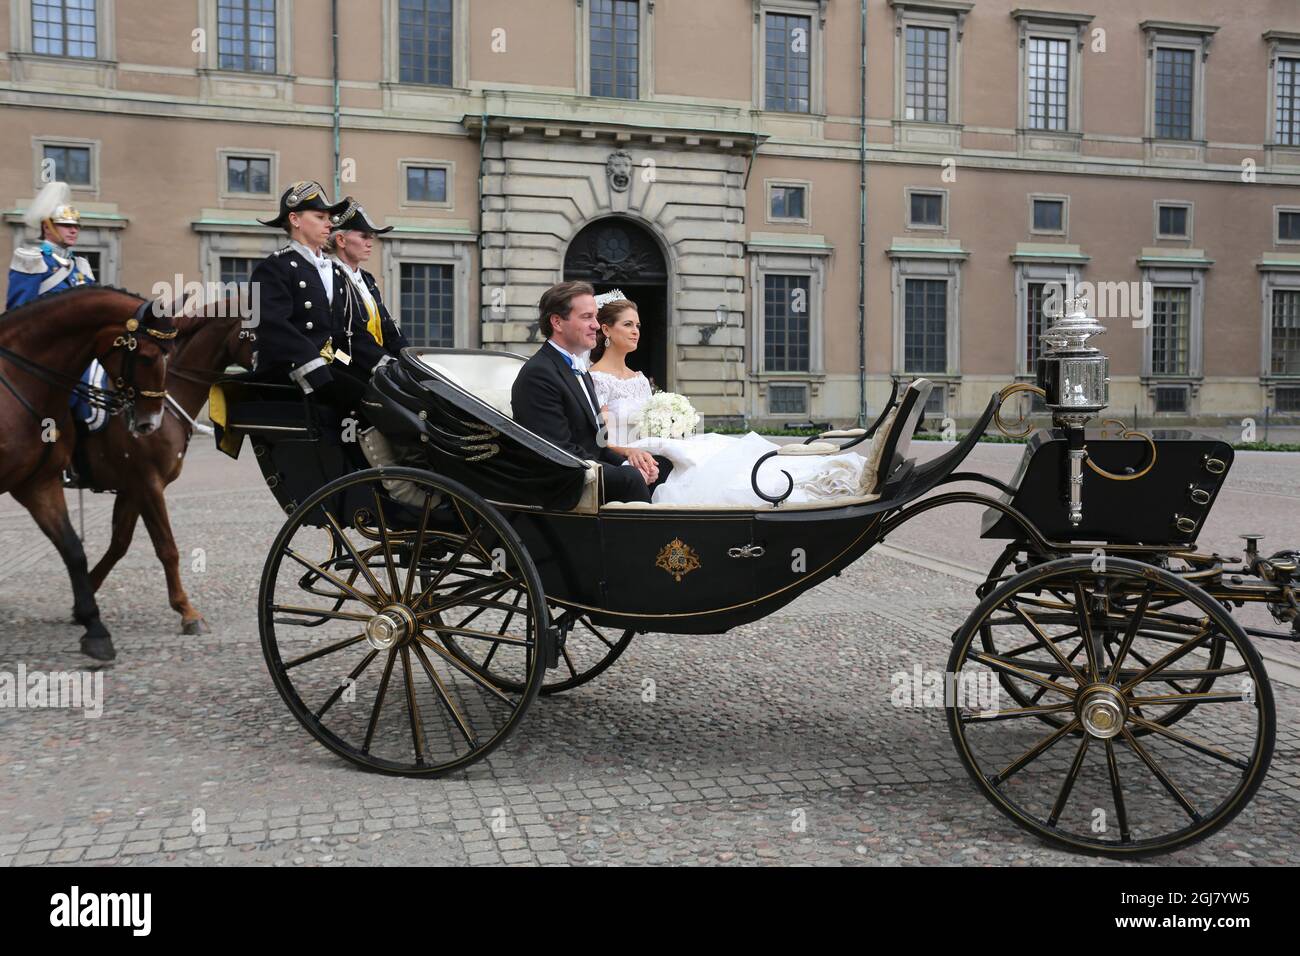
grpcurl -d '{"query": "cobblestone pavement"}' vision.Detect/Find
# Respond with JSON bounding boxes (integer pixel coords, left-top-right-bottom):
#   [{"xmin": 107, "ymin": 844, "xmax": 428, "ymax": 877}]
[{"xmin": 0, "ymin": 443, "xmax": 1297, "ymax": 866}]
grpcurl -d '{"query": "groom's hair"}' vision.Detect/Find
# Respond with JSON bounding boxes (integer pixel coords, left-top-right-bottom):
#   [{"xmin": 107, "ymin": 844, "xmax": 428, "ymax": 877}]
[{"xmin": 538, "ymin": 280, "xmax": 594, "ymax": 339}]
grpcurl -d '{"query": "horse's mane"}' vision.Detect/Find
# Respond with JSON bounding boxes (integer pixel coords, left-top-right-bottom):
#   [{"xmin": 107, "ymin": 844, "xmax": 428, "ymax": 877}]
[
  {"xmin": 0, "ymin": 284, "xmax": 148, "ymax": 324},
  {"xmin": 172, "ymin": 299, "xmax": 246, "ymax": 337}
]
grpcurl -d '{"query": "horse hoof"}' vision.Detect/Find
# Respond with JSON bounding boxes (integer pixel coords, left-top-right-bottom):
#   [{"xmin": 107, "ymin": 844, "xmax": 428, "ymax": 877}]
[
  {"xmin": 181, "ymin": 618, "xmax": 209, "ymax": 636},
  {"xmin": 81, "ymin": 635, "xmax": 117, "ymax": 661}
]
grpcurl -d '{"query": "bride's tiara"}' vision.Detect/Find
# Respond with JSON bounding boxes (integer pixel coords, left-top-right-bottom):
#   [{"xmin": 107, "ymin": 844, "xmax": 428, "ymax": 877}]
[{"xmin": 594, "ymin": 288, "xmax": 627, "ymax": 309}]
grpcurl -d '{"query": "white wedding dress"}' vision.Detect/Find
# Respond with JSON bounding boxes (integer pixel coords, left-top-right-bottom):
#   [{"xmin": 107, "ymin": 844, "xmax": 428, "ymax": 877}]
[{"xmin": 590, "ymin": 369, "xmax": 872, "ymax": 506}]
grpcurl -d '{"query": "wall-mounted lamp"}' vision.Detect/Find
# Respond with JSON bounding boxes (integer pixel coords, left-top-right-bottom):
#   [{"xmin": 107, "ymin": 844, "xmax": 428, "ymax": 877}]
[{"xmin": 700, "ymin": 303, "xmax": 729, "ymax": 345}]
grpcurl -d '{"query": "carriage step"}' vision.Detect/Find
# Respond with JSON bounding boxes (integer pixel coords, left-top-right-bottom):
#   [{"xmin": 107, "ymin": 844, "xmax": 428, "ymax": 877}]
[{"xmin": 545, "ymin": 625, "xmax": 564, "ymax": 670}]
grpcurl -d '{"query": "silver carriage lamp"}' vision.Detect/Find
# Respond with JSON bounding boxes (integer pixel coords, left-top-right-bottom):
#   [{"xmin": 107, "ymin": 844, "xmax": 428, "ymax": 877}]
[{"xmin": 1036, "ymin": 293, "xmax": 1110, "ymax": 526}]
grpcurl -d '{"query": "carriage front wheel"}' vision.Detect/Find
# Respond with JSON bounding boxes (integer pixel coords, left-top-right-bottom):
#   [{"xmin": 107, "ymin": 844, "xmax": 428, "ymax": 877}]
[
  {"xmin": 258, "ymin": 467, "xmax": 551, "ymax": 776},
  {"xmin": 948, "ymin": 556, "xmax": 1274, "ymax": 856}
]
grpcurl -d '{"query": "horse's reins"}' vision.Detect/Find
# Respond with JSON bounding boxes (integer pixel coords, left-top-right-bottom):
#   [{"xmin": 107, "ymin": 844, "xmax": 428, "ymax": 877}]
[{"xmin": 0, "ymin": 300, "xmax": 177, "ymax": 427}]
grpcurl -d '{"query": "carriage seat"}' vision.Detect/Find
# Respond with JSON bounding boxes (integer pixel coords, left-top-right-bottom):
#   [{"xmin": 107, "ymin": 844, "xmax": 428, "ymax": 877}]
[{"xmin": 412, "ymin": 350, "xmax": 525, "ymax": 418}]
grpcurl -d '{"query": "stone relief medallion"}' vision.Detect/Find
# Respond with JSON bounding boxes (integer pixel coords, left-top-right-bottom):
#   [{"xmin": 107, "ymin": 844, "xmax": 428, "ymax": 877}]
[
  {"xmin": 655, "ymin": 537, "xmax": 701, "ymax": 582},
  {"xmin": 607, "ymin": 150, "xmax": 633, "ymax": 193}
]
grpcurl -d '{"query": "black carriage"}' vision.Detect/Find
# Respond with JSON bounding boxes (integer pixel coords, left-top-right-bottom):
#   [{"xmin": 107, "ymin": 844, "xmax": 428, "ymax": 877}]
[{"xmin": 209, "ymin": 326, "xmax": 1298, "ymax": 857}]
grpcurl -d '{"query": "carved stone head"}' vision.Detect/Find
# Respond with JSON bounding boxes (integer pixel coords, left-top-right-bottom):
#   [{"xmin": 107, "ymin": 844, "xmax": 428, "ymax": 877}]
[{"xmin": 606, "ymin": 150, "xmax": 632, "ymax": 193}]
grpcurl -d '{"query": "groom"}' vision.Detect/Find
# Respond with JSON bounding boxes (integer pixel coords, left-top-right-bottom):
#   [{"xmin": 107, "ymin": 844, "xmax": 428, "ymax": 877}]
[{"xmin": 512, "ymin": 281, "xmax": 672, "ymax": 503}]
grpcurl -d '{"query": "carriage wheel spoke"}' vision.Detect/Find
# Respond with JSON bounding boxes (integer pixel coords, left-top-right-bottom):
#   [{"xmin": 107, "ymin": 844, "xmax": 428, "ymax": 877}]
[
  {"xmin": 411, "ymin": 523, "xmax": 488, "ymax": 610},
  {"xmin": 417, "ymin": 577, "xmax": 521, "ymax": 617},
  {"xmin": 990, "ymin": 718, "xmax": 1079, "ymax": 786},
  {"xmin": 400, "ymin": 646, "xmax": 426, "ymax": 767},
  {"xmin": 1126, "ymin": 715, "xmax": 1250, "ymax": 771},
  {"xmin": 1104, "ymin": 740, "xmax": 1131, "ymax": 843},
  {"xmin": 1106, "ymin": 585, "xmax": 1151, "ymax": 683},
  {"xmin": 272, "ymin": 605, "xmax": 374, "ymax": 626},
  {"xmin": 323, "ymin": 509, "xmax": 390, "ymax": 604},
  {"xmin": 1123, "ymin": 646, "xmax": 1195, "ymax": 696},
  {"xmin": 1048, "ymin": 735, "xmax": 1091, "ymax": 827},
  {"xmin": 560, "ymin": 643, "xmax": 579, "ymax": 679},
  {"xmin": 421, "ymin": 623, "xmax": 532, "ymax": 647},
  {"xmin": 969, "ymin": 651, "xmax": 1078, "ymax": 698},
  {"xmin": 1009, "ymin": 603, "xmax": 1088, "ymax": 687},
  {"xmin": 452, "ymin": 587, "xmax": 512, "ymax": 631},
  {"xmin": 1027, "ymin": 640, "xmax": 1086, "ymax": 705},
  {"xmin": 284, "ymin": 632, "xmax": 366, "ymax": 669},
  {"xmin": 1072, "ymin": 582, "xmax": 1100, "ymax": 683},
  {"xmin": 1001, "ymin": 629, "xmax": 1080, "ymax": 659},
  {"xmin": 316, "ymin": 649, "xmax": 380, "ymax": 719},
  {"xmin": 1129, "ymin": 691, "xmax": 1245, "ymax": 706},
  {"xmin": 412, "ymin": 640, "xmax": 478, "ymax": 748},
  {"xmin": 1121, "ymin": 623, "xmax": 1214, "ymax": 691},
  {"xmin": 361, "ymin": 649, "xmax": 399, "ymax": 755},
  {"xmin": 1120, "ymin": 728, "xmax": 1201, "ymax": 822},
  {"xmin": 579, "ymin": 618, "xmax": 617, "ymax": 650},
  {"xmin": 285, "ymin": 548, "xmax": 380, "ymax": 610},
  {"xmin": 401, "ymin": 494, "xmax": 435, "ymax": 605},
  {"xmin": 370, "ymin": 491, "xmax": 403, "ymax": 600},
  {"xmin": 961, "ymin": 702, "xmax": 1074, "ymax": 723},
  {"xmin": 415, "ymin": 632, "xmax": 516, "ymax": 706}
]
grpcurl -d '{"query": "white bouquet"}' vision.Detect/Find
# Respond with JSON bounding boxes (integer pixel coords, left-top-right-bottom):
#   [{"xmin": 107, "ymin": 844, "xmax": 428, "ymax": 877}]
[{"xmin": 640, "ymin": 391, "xmax": 701, "ymax": 439}]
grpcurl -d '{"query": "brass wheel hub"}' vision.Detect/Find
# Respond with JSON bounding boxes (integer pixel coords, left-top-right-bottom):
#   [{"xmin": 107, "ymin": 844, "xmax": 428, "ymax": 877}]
[
  {"xmin": 1077, "ymin": 683, "xmax": 1127, "ymax": 739},
  {"xmin": 364, "ymin": 604, "xmax": 417, "ymax": 650}
]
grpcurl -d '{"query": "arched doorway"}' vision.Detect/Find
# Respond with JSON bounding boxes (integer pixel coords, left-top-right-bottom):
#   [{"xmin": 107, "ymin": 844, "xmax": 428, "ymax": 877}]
[{"xmin": 563, "ymin": 217, "xmax": 669, "ymax": 390}]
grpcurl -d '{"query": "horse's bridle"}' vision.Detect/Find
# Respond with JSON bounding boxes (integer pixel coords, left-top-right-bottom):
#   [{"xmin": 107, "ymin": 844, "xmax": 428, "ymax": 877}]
[{"xmin": 0, "ymin": 298, "xmax": 177, "ymax": 425}]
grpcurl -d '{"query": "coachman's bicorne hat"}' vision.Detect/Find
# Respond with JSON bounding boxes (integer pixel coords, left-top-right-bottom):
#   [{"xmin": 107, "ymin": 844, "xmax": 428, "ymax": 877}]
[
  {"xmin": 258, "ymin": 180, "xmax": 350, "ymax": 228},
  {"xmin": 330, "ymin": 197, "xmax": 394, "ymax": 235}
]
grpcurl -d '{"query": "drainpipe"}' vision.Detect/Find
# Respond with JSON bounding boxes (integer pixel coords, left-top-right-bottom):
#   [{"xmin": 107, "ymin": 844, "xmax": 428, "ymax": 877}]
[
  {"xmin": 331, "ymin": 0, "xmax": 341, "ymax": 200},
  {"xmin": 479, "ymin": 113, "xmax": 488, "ymax": 346},
  {"xmin": 857, "ymin": 0, "xmax": 868, "ymax": 426}
]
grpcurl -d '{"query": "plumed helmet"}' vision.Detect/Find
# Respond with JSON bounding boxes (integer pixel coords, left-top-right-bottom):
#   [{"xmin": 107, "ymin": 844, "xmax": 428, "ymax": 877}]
[{"xmin": 25, "ymin": 181, "xmax": 81, "ymax": 230}]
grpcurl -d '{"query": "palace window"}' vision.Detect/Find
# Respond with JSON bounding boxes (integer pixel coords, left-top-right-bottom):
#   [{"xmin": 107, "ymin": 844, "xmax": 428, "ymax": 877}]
[
  {"xmin": 1278, "ymin": 56, "xmax": 1300, "ymax": 146},
  {"xmin": 1278, "ymin": 208, "xmax": 1300, "ymax": 243},
  {"xmin": 763, "ymin": 274, "xmax": 811, "ymax": 372},
  {"xmin": 218, "ymin": 0, "xmax": 276, "ymax": 74},
  {"xmin": 1153, "ymin": 47, "xmax": 1195, "ymax": 140},
  {"xmin": 1026, "ymin": 36, "xmax": 1068, "ymax": 131},
  {"xmin": 32, "ymin": 0, "xmax": 97, "ymax": 58},
  {"xmin": 219, "ymin": 256, "xmax": 258, "ymax": 296},
  {"xmin": 42, "ymin": 144, "xmax": 92, "ymax": 185},
  {"xmin": 400, "ymin": 263, "xmax": 455, "ymax": 347},
  {"xmin": 1150, "ymin": 286, "xmax": 1191, "ymax": 375},
  {"xmin": 769, "ymin": 183, "xmax": 807, "ymax": 222},
  {"xmin": 1156, "ymin": 202, "xmax": 1192, "ymax": 240},
  {"xmin": 224, "ymin": 156, "xmax": 271, "ymax": 196},
  {"xmin": 907, "ymin": 189, "xmax": 945, "ymax": 229},
  {"xmin": 1272, "ymin": 288, "xmax": 1300, "ymax": 376},
  {"xmin": 904, "ymin": 25, "xmax": 948, "ymax": 122},
  {"xmin": 1030, "ymin": 197, "xmax": 1067, "ymax": 235},
  {"xmin": 904, "ymin": 278, "xmax": 948, "ymax": 374},
  {"xmin": 399, "ymin": 0, "xmax": 452, "ymax": 86},
  {"xmin": 590, "ymin": 0, "xmax": 639, "ymax": 99},
  {"xmin": 765, "ymin": 12, "xmax": 812, "ymax": 113}
]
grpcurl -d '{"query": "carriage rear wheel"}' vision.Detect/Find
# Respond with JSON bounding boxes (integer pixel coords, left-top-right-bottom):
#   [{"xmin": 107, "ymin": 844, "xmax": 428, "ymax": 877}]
[
  {"xmin": 258, "ymin": 467, "xmax": 551, "ymax": 776},
  {"xmin": 978, "ymin": 547, "xmax": 1225, "ymax": 734},
  {"xmin": 442, "ymin": 605, "xmax": 634, "ymax": 695},
  {"xmin": 949, "ymin": 556, "xmax": 1273, "ymax": 856}
]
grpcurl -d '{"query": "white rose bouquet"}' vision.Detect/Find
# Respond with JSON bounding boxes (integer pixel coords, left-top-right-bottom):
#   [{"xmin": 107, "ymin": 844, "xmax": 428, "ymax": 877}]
[{"xmin": 640, "ymin": 391, "xmax": 701, "ymax": 440}]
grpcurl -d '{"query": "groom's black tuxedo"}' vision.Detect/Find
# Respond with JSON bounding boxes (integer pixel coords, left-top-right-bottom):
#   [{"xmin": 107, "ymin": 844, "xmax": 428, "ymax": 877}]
[{"xmin": 511, "ymin": 341, "xmax": 671, "ymax": 503}]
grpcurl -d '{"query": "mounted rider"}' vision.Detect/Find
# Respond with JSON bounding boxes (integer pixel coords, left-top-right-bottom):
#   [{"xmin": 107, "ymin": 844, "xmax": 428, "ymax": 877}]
[{"xmin": 5, "ymin": 181, "xmax": 110, "ymax": 432}]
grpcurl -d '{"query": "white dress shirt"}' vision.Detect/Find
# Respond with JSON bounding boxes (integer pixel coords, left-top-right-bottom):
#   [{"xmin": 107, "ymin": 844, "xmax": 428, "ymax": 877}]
[
  {"xmin": 290, "ymin": 240, "xmax": 335, "ymax": 305},
  {"xmin": 547, "ymin": 339, "xmax": 600, "ymax": 421}
]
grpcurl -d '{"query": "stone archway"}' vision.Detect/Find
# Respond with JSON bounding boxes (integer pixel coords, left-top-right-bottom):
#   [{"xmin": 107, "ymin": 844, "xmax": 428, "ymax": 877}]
[{"xmin": 564, "ymin": 216, "xmax": 669, "ymax": 389}]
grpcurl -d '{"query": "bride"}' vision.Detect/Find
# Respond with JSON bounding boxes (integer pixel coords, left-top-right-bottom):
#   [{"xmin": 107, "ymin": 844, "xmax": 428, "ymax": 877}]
[{"xmin": 586, "ymin": 291, "xmax": 876, "ymax": 506}]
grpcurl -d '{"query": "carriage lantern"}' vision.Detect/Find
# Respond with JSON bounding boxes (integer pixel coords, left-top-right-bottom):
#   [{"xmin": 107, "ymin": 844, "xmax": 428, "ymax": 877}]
[{"xmin": 1036, "ymin": 293, "xmax": 1110, "ymax": 525}]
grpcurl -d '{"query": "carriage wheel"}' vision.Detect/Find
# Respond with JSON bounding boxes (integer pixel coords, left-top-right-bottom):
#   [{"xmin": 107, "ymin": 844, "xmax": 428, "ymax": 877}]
[
  {"xmin": 258, "ymin": 467, "xmax": 550, "ymax": 776},
  {"xmin": 949, "ymin": 556, "xmax": 1273, "ymax": 856},
  {"xmin": 978, "ymin": 547, "xmax": 1225, "ymax": 733},
  {"xmin": 443, "ymin": 604, "xmax": 634, "ymax": 695}
]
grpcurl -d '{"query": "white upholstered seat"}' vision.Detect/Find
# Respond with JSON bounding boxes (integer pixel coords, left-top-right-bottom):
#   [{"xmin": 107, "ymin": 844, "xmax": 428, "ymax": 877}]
[{"xmin": 415, "ymin": 350, "xmax": 526, "ymax": 417}]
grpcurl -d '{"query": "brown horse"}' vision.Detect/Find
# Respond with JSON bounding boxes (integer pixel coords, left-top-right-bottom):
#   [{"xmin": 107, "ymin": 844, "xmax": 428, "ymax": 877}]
[
  {"xmin": 80, "ymin": 306, "xmax": 254, "ymax": 634},
  {"xmin": 0, "ymin": 285, "xmax": 174, "ymax": 661}
]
